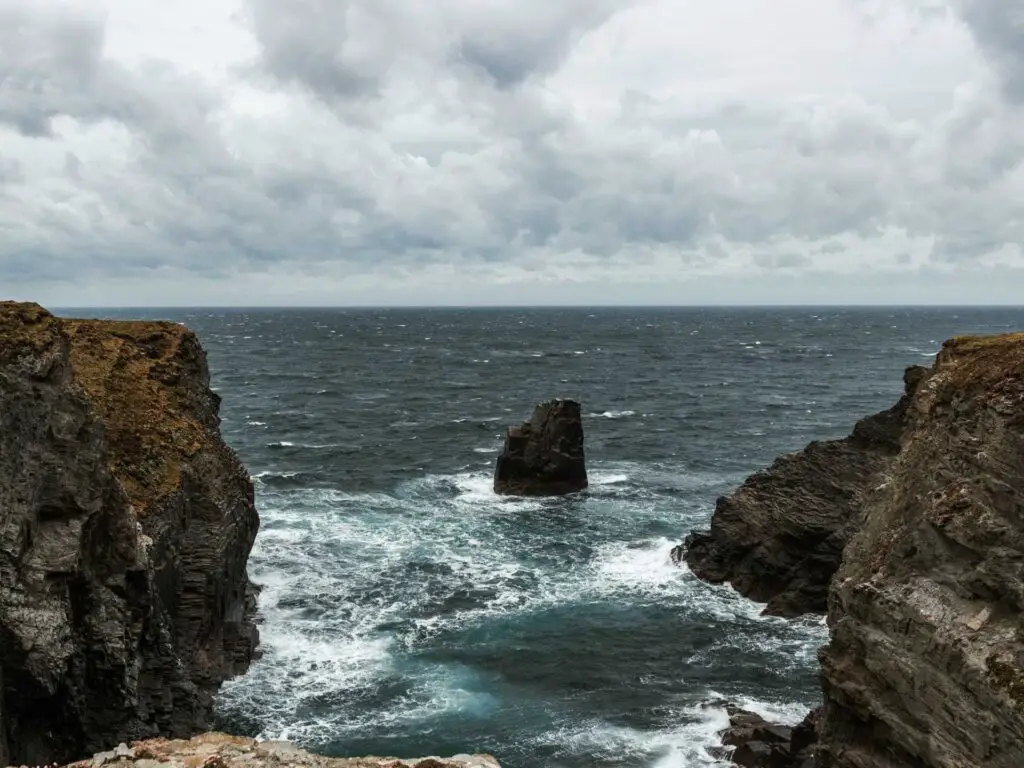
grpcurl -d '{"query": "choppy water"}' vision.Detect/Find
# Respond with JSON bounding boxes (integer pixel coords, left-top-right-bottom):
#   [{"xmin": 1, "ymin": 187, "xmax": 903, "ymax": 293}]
[{"xmin": 77, "ymin": 306, "xmax": 1024, "ymax": 767}]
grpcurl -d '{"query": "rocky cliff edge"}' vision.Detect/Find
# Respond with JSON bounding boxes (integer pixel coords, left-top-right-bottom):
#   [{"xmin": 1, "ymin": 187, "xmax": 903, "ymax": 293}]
[
  {"xmin": 0, "ymin": 303, "xmax": 260, "ymax": 766},
  {"xmin": 684, "ymin": 333, "xmax": 1024, "ymax": 766}
]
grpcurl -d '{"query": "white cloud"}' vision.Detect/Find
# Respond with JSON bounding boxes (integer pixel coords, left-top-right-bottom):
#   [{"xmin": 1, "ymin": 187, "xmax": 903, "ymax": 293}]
[{"xmin": 0, "ymin": 0, "xmax": 1021, "ymax": 305}]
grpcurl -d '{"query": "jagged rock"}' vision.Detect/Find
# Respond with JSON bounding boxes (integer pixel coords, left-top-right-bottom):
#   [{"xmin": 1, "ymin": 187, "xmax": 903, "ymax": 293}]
[
  {"xmin": 680, "ymin": 366, "xmax": 928, "ymax": 617},
  {"xmin": 817, "ymin": 334, "xmax": 1024, "ymax": 767},
  {"xmin": 0, "ymin": 303, "xmax": 260, "ymax": 765},
  {"xmin": 51, "ymin": 733, "xmax": 501, "ymax": 768},
  {"xmin": 689, "ymin": 332, "xmax": 1024, "ymax": 767},
  {"xmin": 714, "ymin": 706, "xmax": 820, "ymax": 768},
  {"xmin": 493, "ymin": 399, "xmax": 587, "ymax": 496}
]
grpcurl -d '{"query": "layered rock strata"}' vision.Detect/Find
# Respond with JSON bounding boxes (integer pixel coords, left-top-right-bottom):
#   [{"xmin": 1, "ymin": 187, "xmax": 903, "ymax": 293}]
[
  {"xmin": 0, "ymin": 303, "xmax": 259, "ymax": 766},
  {"xmin": 688, "ymin": 333, "xmax": 1024, "ymax": 767},
  {"xmin": 494, "ymin": 399, "xmax": 588, "ymax": 496}
]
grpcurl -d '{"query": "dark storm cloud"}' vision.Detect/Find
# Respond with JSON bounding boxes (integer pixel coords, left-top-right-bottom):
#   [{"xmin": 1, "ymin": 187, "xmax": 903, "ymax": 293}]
[
  {"xmin": 242, "ymin": 0, "xmax": 382, "ymax": 100},
  {"xmin": 958, "ymin": 0, "xmax": 1024, "ymax": 103},
  {"xmin": 452, "ymin": 1, "xmax": 625, "ymax": 88}
]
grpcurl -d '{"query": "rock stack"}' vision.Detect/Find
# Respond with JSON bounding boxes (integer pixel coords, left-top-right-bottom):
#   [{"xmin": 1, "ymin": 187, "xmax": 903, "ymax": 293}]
[{"xmin": 494, "ymin": 399, "xmax": 588, "ymax": 496}]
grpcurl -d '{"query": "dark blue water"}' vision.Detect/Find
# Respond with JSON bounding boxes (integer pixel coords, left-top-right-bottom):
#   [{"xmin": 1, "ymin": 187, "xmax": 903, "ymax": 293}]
[{"xmin": 73, "ymin": 307, "xmax": 1024, "ymax": 767}]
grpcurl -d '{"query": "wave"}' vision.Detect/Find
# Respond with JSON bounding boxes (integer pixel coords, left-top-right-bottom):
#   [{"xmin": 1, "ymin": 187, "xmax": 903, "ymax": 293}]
[
  {"xmin": 587, "ymin": 410, "xmax": 638, "ymax": 419},
  {"xmin": 218, "ymin": 466, "xmax": 826, "ymax": 755}
]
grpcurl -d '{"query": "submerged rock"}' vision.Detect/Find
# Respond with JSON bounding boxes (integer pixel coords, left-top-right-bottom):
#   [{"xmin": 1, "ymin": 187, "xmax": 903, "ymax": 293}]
[
  {"xmin": 56, "ymin": 733, "xmax": 501, "ymax": 768},
  {"xmin": 0, "ymin": 303, "xmax": 260, "ymax": 765},
  {"xmin": 493, "ymin": 399, "xmax": 588, "ymax": 496},
  {"xmin": 681, "ymin": 365, "xmax": 928, "ymax": 617}
]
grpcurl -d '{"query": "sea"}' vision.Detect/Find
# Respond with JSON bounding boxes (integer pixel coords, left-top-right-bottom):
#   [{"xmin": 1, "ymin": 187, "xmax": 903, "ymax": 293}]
[{"xmin": 73, "ymin": 306, "xmax": 1024, "ymax": 767}]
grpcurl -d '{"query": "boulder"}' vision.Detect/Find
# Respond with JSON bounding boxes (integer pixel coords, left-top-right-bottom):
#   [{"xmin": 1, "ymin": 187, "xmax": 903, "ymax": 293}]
[
  {"xmin": 0, "ymin": 303, "xmax": 259, "ymax": 765},
  {"xmin": 494, "ymin": 399, "xmax": 588, "ymax": 496}
]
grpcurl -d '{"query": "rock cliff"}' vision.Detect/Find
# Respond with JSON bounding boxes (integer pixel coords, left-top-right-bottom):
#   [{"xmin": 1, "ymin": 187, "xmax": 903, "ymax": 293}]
[
  {"xmin": 818, "ymin": 334, "xmax": 1024, "ymax": 767},
  {"xmin": 0, "ymin": 303, "xmax": 259, "ymax": 766},
  {"xmin": 686, "ymin": 333, "xmax": 1024, "ymax": 767},
  {"xmin": 682, "ymin": 365, "xmax": 927, "ymax": 617},
  {"xmin": 494, "ymin": 399, "xmax": 588, "ymax": 496}
]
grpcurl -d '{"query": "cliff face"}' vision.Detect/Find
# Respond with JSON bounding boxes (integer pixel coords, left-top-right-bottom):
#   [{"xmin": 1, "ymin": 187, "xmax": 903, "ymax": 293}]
[
  {"xmin": 818, "ymin": 334, "xmax": 1024, "ymax": 767},
  {"xmin": 683, "ymin": 366, "xmax": 926, "ymax": 617},
  {"xmin": 0, "ymin": 303, "xmax": 259, "ymax": 765},
  {"xmin": 684, "ymin": 332, "xmax": 1024, "ymax": 767}
]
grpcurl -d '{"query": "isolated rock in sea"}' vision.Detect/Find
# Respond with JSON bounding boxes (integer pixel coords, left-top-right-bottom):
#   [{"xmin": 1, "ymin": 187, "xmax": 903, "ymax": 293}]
[
  {"xmin": 680, "ymin": 365, "xmax": 928, "ymax": 617},
  {"xmin": 494, "ymin": 399, "xmax": 588, "ymax": 496},
  {"xmin": 817, "ymin": 333, "xmax": 1024, "ymax": 767},
  {"xmin": 58, "ymin": 733, "xmax": 501, "ymax": 768},
  {"xmin": 0, "ymin": 303, "xmax": 260, "ymax": 766}
]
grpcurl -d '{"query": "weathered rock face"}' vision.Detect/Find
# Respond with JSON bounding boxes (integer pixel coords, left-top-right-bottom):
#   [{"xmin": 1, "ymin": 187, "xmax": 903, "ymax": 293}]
[
  {"xmin": 817, "ymin": 334, "xmax": 1024, "ymax": 767},
  {"xmin": 0, "ymin": 303, "xmax": 259, "ymax": 765},
  {"xmin": 681, "ymin": 366, "xmax": 927, "ymax": 617},
  {"xmin": 686, "ymin": 333, "xmax": 1024, "ymax": 767},
  {"xmin": 494, "ymin": 399, "xmax": 588, "ymax": 496},
  {"xmin": 58, "ymin": 732, "xmax": 501, "ymax": 768},
  {"xmin": 712, "ymin": 706, "xmax": 820, "ymax": 768}
]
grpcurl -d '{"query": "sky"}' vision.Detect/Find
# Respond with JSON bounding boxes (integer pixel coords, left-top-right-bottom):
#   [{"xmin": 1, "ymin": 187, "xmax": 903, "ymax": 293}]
[{"xmin": 1, "ymin": 0, "xmax": 1022, "ymax": 306}]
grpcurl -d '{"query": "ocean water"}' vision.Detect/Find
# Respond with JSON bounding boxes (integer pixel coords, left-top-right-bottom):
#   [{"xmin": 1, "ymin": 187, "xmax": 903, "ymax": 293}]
[{"xmin": 78, "ymin": 306, "xmax": 1024, "ymax": 767}]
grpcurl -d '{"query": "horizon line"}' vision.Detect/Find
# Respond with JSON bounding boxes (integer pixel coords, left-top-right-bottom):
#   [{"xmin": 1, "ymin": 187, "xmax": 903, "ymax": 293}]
[{"xmin": 48, "ymin": 302, "xmax": 1024, "ymax": 311}]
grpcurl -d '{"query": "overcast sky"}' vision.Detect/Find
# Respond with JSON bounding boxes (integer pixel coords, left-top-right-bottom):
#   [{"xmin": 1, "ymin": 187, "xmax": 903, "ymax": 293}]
[{"xmin": 1, "ymin": 0, "xmax": 1022, "ymax": 306}]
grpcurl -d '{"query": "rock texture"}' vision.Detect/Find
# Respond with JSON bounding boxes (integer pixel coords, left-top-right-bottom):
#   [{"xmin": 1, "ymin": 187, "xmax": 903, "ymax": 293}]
[
  {"xmin": 680, "ymin": 365, "xmax": 928, "ymax": 617},
  {"xmin": 712, "ymin": 706, "xmax": 820, "ymax": 768},
  {"xmin": 817, "ymin": 334, "xmax": 1024, "ymax": 767},
  {"xmin": 0, "ymin": 303, "xmax": 259, "ymax": 766},
  {"xmin": 45, "ymin": 733, "xmax": 501, "ymax": 768},
  {"xmin": 493, "ymin": 399, "xmax": 588, "ymax": 496},
  {"xmin": 688, "ymin": 332, "xmax": 1024, "ymax": 767}
]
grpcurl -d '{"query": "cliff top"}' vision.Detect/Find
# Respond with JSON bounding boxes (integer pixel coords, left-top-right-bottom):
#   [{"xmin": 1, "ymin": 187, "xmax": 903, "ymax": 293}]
[
  {"xmin": 0, "ymin": 301, "xmax": 223, "ymax": 516},
  {"xmin": 936, "ymin": 332, "xmax": 1024, "ymax": 395},
  {"xmin": 0, "ymin": 301, "xmax": 62, "ymax": 362}
]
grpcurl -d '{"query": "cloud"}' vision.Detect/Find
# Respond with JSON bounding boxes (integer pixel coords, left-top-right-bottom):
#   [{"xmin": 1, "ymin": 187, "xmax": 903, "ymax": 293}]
[
  {"xmin": 957, "ymin": 0, "xmax": 1024, "ymax": 103},
  {"xmin": 0, "ymin": 0, "xmax": 1021, "ymax": 305}
]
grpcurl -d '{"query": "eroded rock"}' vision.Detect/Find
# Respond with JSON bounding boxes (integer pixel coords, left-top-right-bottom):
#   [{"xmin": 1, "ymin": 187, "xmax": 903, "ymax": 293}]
[
  {"xmin": 817, "ymin": 333, "xmax": 1024, "ymax": 767},
  {"xmin": 680, "ymin": 366, "xmax": 928, "ymax": 617},
  {"xmin": 0, "ymin": 303, "xmax": 259, "ymax": 764},
  {"xmin": 50, "ymin": 733, "xmax": 501, "ymax": 768},
  {"xmin": 494, "ymin": 399, "xmax": 587, "ymax": 496}
]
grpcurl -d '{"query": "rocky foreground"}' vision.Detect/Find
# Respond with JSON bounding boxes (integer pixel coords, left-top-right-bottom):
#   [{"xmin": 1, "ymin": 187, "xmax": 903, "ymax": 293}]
[
  {"xmin": 685, "ymin": 333, "xmax": 1024, "ymax": 767},
  {"xmin": 64, "ymin": 734, "xmax": 499, "ymax": 768}
]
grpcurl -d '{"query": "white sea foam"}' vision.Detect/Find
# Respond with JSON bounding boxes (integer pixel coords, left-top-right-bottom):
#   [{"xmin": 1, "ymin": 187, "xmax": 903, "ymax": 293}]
[
  {"xmin": 222, "ymin": 465, "xmax": 827, "ymax": 755},
  {"xmin": 588, "ymin": 409, "xmax": 637, "ymax": 419}
]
